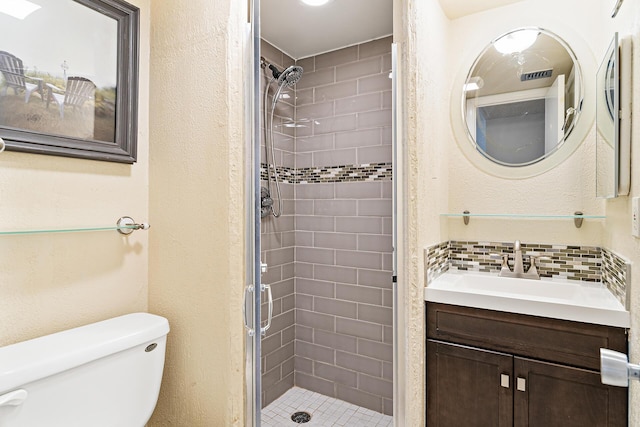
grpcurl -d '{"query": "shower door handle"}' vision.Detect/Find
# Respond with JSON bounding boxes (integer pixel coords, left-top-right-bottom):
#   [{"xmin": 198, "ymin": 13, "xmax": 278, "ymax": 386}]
[
  {"xmin": 261, "ymin": 283, "xmax": 273, "ymax": 336},
  {"xmin": 242, "ymin": 285, "xmax": 255, "ymax": 337}
]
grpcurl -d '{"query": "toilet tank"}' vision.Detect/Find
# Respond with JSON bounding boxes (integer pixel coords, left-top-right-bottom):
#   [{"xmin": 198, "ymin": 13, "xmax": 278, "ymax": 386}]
[{"xmin": 0, "ymin": 313, "xmax": 170, "ymax": 427}]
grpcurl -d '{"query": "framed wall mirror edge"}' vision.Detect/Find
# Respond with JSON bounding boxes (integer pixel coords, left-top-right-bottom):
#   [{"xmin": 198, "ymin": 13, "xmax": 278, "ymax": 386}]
[
  {"xmin": 618, "ymin": 36, "xmax": 632, "ymax": 195},
  {"xmin": 0, "ymin": 0, "xmax": 139, "ymax": 164},
  {"xmin": 451, "ymin": 26, "xmax": 595, "ymax": 179},
  {"xmin": 596, "ymin": 32, "xmax": 632, "ymax": 198}
]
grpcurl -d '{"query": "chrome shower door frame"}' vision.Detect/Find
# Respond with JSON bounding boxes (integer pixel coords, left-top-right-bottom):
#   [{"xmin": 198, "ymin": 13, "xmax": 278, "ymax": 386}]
[{"xmin": 244, "ymin": 0, "xmax": 262, "ymax": 426}]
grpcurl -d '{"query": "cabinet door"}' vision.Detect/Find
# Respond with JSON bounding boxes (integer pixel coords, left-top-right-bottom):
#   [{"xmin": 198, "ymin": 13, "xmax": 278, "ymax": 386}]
[
  {"xmin": 514, "ymin": 357, "xmax": 627, "ymax": 427},
  {"xmin": 427, "ymin": 339, "xmax": 513, "ymax": 427}
]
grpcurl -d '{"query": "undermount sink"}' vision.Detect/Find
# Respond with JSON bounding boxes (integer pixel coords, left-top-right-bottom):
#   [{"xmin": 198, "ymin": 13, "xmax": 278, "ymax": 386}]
[
  {"xmin": 424, "ymin": 272, "xmax": 630, "ymax": 328},
  {"xmin": 450, "ymin": 274, "xmax": 580, "ymax": 300}
]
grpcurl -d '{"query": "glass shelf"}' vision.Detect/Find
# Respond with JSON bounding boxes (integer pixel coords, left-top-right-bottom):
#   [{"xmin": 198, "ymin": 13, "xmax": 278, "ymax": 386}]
[
  {"xmin": 441, "ymin": 212, "xmax": 605, "ymax": 228},
  {"xmin": 0, "ymin": 217, "xmax": 149, "ymax": 236},
  {"xmin": 441, "ymin": 213, "xmax": 606, "ymax": 219},
  {"xmin": 0, "ymin": 225, "xmax": 136, "ymax": 236}
]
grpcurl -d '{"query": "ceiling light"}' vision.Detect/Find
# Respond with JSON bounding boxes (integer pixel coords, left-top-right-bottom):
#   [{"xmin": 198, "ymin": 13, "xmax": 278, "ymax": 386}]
[
  {"xmin": 0, "ymin": 0, "xmax": 41, "ymax": 20},
  {"xmin": 494, "ymin": 30, "xmax": 538, "ymax": 54},
  {"xmin": 300, "ymin": 0, "xmax": 332, "ymax": 6}
]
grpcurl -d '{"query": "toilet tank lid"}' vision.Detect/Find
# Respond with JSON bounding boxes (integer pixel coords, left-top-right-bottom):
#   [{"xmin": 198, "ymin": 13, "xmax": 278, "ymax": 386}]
[{"xmin": 0, "ymin": 313, "xmax": 169, "ymax": 394}]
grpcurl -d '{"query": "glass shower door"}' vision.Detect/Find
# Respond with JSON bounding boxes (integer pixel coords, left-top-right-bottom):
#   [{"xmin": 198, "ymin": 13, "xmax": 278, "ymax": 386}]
[{"xmin": 244, "ymin": 0, "xmax": 262, "ymax": 426}]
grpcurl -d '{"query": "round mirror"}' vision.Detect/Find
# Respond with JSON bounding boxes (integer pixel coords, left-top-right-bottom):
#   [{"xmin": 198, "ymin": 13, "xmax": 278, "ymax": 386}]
[{"xmin": 462, "ymin": 27, "xmax": 583, "ymax": 167}]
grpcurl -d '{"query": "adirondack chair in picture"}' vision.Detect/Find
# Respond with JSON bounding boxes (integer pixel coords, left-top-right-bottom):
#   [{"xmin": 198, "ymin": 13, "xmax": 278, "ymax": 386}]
[
  {"xmin": 46, "ymin": 76, "xmax": 96, "ymax": 119},
  {"xmin": 0, "ymin": 50, "xmax": 43, "ymax": 103}
]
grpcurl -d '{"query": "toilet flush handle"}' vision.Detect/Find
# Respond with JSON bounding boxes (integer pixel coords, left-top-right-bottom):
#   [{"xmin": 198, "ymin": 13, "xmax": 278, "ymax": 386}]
[{"xmin": 0, "ymin": 389, "xmax": 28, "ymax": 407}]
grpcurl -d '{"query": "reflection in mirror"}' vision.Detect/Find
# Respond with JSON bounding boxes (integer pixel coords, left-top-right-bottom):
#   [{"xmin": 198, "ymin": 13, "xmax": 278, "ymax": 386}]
[
  {"xmin": 463, "ymin": 28, "xmax": 582, "ymax": 167},
  {"xmin": 596, "ymin": 33, "xmax": 618, "ymax": 198}
]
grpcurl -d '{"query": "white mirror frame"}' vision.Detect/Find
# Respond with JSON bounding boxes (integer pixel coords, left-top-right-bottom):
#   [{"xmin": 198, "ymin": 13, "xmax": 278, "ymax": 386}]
[
  {"xmin": 596, "ymin": 33, "xmax": 620, "ymax": 198},
  {"xmin": 597, "ymin": 33, "xmax": 632, "ymax": 198},
  {"xmin": 450, "ymin": 26, "xmax": 596, "ymax": 179}
]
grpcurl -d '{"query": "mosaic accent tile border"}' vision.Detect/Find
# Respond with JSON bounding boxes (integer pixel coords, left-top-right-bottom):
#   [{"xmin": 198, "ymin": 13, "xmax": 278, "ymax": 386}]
[
  {"xmin": 424, "ymin": 241, "xmax": 450, "ymax": 284},
  {"xmin": 260, "ymin": 162, "xmax": 392, "ymax": 184},
  {"xmin": 602, "ymin": 248, "xmax": 630, "ymax": 307},
  {"xmin": 298, "ymin": 163, "xmax": 392, "ymax": 183},
  {"xmin": 260, "ymin": 165, "xmax": 297, "ymax": 184},
  {"xmin": 449, "ymin": 241, "xmax": 602, "ymax": 282}
]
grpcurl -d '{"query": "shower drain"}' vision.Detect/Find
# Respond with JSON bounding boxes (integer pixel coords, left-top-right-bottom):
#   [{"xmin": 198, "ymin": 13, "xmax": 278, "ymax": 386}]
[{"xmin": 291, "ymin": 411, "xmax": 311, "ymax": 423}]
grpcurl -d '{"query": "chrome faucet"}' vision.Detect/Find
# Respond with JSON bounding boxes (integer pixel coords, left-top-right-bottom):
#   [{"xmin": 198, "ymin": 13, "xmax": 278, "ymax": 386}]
[{"xmin": 498, "ymin": 240, "xmax": 540, "ymax": 280}]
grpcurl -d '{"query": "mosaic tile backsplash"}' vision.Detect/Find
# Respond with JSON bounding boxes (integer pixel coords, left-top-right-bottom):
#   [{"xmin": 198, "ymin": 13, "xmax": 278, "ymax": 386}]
[
  {"xmin": 602, "ymin": 248, "xmax": 631, "ymax": 308},
  {"xmin": 425, "ymin": 240, "xmax": 629, "ymax": 307},
  {"xmin": 424, "ymin": 241, "xmax": 449, "ymax": 285}
]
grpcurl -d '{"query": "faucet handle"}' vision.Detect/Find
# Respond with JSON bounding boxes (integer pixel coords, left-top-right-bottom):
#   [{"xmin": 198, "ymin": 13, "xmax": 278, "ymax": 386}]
[
  {"xmin": 490, "ymin": 252, "xmax": 508, "ymax": 262},
  {"xmin": 490, "ymin": 253, "xmax": 511, "ymax": 272},
  {"xmin": 528, "ymin": 256, "xmax": 539, "ymax": 275},
  {"xmin": 501, "ymin": 254, "xmax": 510, "ymax": 267},
  {"xmin": 528, "ymin": 256, "xmax": 551, "ymax": 274}
]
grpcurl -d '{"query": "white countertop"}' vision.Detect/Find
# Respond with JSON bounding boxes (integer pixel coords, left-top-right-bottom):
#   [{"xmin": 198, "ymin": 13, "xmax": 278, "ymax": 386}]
[{"xmin": 424, "ymin": 271, "xmax": 630, "ymax": 328}]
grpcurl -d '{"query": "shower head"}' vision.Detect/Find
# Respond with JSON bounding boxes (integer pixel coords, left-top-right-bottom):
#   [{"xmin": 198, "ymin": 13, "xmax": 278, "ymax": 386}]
[
  {"xmin": 277, "ymin": 65, "xmax": 303, "ymax": 87},
  {"xmin": 268, "ymin": 63, "xmax": 303, "ymax": 87}
]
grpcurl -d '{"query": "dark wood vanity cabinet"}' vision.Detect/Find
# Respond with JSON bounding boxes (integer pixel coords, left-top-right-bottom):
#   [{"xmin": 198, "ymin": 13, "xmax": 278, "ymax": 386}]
[{"xmin": 426, "ymin": 303, "xmax": 628, "ymax": 427}]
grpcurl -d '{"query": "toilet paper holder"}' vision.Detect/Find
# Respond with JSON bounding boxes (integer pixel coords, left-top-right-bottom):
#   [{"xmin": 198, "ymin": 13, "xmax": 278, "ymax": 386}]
[{"xmin": 600, "ymin": 348, "xmax": 640, "ymax": 387}]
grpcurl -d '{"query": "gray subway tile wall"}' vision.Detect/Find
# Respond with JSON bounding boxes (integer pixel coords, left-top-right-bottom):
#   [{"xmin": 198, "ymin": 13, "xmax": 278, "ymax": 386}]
[
  {"xmin": 260, "ymin": 40, "xmax": 297, "ymax": 408},
  {"xmin": 293, "ymin": 34, "xmax": 393, "ymax": 415},
  {"xmin": 260, "ymin": 37, "xmax": 393, "ymax": 415}
]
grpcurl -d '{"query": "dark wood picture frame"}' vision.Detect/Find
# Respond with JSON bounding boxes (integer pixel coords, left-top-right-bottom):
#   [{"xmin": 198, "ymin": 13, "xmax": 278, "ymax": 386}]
[{"xmin": 0, "ymin": 0, "xmax": 139, "ymax": 164}]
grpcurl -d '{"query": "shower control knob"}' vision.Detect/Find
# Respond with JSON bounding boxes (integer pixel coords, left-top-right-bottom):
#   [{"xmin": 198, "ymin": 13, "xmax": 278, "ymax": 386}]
[{"xmin": 262, "ymin": 196, "xmax": 273, "ymax": 208}]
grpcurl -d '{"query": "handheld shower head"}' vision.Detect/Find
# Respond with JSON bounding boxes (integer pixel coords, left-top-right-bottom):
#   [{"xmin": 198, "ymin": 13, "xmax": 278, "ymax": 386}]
[
  {"xmin": 263, "ymin": 61, "xmax": 303, "ymax": 87},
  {"xmin": 260, "ymin": 57, "xmax": 304, "ymax": 218},
  {"xmin": 277, "ymin": 65, "xmax": 303, "ymax": 87}
]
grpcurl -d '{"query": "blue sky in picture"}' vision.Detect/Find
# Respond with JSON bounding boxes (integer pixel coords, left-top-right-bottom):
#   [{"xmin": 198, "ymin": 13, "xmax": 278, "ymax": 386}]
[{"xmin": 0, "ymin": 0, "xmax": 118, "ymax": 89}]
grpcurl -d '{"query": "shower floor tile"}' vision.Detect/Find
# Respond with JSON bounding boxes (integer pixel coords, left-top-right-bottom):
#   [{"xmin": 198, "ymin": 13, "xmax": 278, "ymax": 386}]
[{"xmin": 262, "ymin": 386, "xmax": 393, "ymax": 426}]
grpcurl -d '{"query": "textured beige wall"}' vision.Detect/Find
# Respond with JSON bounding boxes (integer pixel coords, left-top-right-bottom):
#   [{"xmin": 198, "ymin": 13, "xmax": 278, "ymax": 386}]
[
  {"xmin": 147, "ymin": 0, "xmax": 246, "ymax": 425},
  {"xmin": 0, "ymin": 0, "xmax": 150, "ymax": 347},
  {"xmin": 446, "ymin": 0, "xmax": 604, "ymax": 245},
  {"xmin": 597, "ymin": 0, "xmax": 640, "ymax": 423},
  {"xmin": 399, "ymin": 0, "xmax": 451, "ymax": 424}
]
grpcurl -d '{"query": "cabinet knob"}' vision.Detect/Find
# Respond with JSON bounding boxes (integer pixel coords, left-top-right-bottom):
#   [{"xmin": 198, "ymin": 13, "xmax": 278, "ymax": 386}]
[{"xmin": 517, "ymin": 377, "xmax": 526, "ymax": 392}]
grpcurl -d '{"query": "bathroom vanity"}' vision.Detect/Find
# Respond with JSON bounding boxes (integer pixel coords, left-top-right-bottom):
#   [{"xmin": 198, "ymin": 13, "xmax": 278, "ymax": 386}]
[
  {"xmin": 424, "ymin": 265, "xmax": 630, "ymax": 426},
  {"xmin": 426, "ymin": 302, "xmax": 627, "ymax": 426}
]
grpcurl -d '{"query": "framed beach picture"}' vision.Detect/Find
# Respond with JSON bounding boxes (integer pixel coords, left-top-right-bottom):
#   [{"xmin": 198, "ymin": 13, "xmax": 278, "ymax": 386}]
[{"xmin": 0, "ymin": 0, "xmax": 139, "ymax": 163}]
